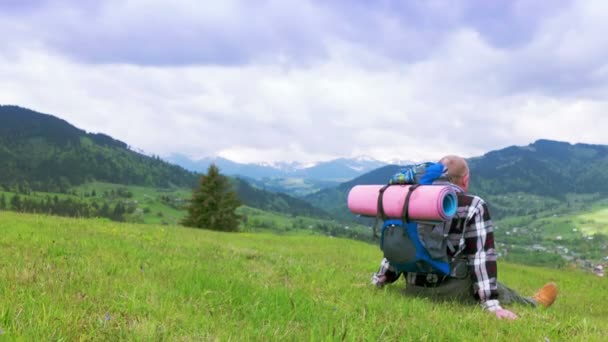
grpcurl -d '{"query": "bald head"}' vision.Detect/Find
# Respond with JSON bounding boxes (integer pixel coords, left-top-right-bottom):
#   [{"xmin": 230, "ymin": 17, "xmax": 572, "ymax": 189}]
[{"xmin": 439, "ymin": 155, "xmax": 470, "ymax": 191}]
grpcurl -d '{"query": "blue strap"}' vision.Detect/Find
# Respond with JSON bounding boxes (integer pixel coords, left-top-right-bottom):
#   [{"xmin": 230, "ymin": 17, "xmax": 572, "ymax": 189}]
[
  {"xmin": 406, "ymin": 222, "xmax": 450, "ymax": 275},
  {"xmin": 382, "ymin": 221, "xmax": 451, "ymax": 276}
]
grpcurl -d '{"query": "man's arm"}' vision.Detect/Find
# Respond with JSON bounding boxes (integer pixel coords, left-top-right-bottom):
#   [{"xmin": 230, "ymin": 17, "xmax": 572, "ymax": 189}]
[
  {"xmin": 371, "ymin": 258, "xmax": 402, "ymax": 287},
  {"xmin": 464, "ymin": 198, "xmax": 502, "ymax": 311}
]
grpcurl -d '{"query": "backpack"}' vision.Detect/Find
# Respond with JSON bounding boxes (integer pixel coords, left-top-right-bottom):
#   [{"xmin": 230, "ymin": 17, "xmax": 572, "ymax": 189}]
[{"xmin": 376, "ymin": 162, "xmax": 462, "ymax": 276}]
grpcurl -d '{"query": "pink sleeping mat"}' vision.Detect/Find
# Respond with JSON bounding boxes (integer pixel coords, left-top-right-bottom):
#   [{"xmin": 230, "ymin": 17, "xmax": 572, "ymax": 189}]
[{"xmin": 347, "ymin": 184, "xmax": 458, "ymax": 223}]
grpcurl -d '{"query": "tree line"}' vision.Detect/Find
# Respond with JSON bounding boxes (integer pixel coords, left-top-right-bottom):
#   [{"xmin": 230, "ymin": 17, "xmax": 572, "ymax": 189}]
[{"xmin": 0, "ymin": 193, "xmax": 136, "ymax": 222}]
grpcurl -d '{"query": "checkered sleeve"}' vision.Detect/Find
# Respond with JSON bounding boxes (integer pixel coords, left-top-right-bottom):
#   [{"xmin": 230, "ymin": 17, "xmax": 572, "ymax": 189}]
[{"xmin": 464, "ymin": 197, "xmax": 502, "ymax": 311}]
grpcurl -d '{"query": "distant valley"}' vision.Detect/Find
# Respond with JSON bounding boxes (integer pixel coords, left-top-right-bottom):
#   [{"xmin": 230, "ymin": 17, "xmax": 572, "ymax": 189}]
[{"xmin": 166, "ymin": 153, "xmax": 411, "ymax": 197}]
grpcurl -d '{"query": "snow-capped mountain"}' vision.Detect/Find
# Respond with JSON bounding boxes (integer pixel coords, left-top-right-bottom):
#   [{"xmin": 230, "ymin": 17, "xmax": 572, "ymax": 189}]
[
  {"xmin": 165, "ymin": 154, "xmax": 396, "ymax": 182},
  {"xmin": 165, "ymin": 154, "xmax": 286, "ymax": 179},
  {"xmin": 386, "ymin": 158, "xmax": 417, "ymax": 166},
  {"xmin": 290, "ymin": 157, "xmax": 389, "ymax": 181},
  {"xmin": 255, "ymin": 161, "xmax": 307, "ymax": 173}
]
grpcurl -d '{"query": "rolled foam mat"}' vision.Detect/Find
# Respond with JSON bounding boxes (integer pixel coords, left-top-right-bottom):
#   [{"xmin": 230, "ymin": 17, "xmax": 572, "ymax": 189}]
[{"xmin": 347, "ymin": 184, "xmax": 458, "ymax": 222}]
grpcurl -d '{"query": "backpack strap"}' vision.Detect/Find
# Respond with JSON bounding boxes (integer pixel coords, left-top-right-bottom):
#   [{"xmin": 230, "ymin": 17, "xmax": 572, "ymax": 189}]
[
  {"xmin": 447, "ymin": 192, "xmax": 466, "ymax": 260},
  {"xmin": 444, "ymin": 221, "xmax": 456, "ymax": 254},
  {"xmin": 401, "ymin": 184, "xmax": 420, "ymax": 223},
  {"xmin": 373, "ymin": 184, "xmax": 391, "ymax": 238},
  {"xmin": 374, "ymin": 184, "xmax": 419, "ymax": 238}
]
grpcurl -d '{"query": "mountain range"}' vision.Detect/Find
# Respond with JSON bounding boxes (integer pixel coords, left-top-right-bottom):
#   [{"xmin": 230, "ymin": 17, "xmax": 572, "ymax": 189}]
[
  {"xmin": 4, "ymin": 104, "xmax": 608, "ymax": 226},
  {"xmin": 166, "ymin": 153, "xmax": 397, "ymax": 182}
]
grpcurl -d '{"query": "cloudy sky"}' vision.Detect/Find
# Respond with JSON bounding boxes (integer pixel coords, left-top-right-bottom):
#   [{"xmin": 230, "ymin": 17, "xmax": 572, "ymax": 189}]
[{"xmin": 2, "ymin": 0, "xmax": 608, "ymax": 163}]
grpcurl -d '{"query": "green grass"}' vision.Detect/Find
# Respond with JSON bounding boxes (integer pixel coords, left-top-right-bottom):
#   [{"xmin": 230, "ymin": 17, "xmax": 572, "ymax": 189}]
[
  {"xmin": 1, "ymin": 211, "xmax": 607, "ymax": 340},
  {"xmin": 245, "ymin": 177, "xmax": 341, "ymax": 197},
  {"xmin": 238, "ymin": 206, "xmax": 372, "ymax": 240},
  {"xmin": 3, "ymin": 181, "xmax": 374, "ymax": 241},
  {"xmin": 74, "ymin": 181, "xmax": 191, "ymax": 225},
  {"xmin": 574, "ymin": 207, "xmax": 608, "ymax": 235},
  {"xmin": 493, "ymin": 197, "xmax": 608, "ymax": 264},
  {"xmin": 1, "ymin": 182, "xmax": 192, "ymax": 226}
]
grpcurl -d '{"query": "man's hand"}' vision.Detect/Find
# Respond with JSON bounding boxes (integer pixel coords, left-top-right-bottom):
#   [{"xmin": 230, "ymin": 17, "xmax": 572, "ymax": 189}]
[
  {"xmin": 371, "ymin": 274, "xmax": 387, "ymax": 287},
  {"xmin": 494, "ymin": 308, "xmax": 518, "ymax": 320}
]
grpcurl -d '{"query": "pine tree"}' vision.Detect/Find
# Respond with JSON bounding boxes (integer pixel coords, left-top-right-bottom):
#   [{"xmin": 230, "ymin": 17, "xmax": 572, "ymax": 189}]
[
  {"xmin": 112, "ymin": 202, "xmax": 126, "ymax": 221},
  {"xmin": 99, "ymin": 202, "xmax": 111, "ymax": 218},
  {"xmin": 182, "ymin": 164, "xmax": 241, "ymax": 231},
  {"xmin": 10, "ymin": 194, "xmax": 22, "ymax": 212}
]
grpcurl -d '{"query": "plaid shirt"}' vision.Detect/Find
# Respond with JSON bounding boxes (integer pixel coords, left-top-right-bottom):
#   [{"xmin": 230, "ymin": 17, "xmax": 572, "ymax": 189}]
[{"xmin": 372, "ymin": 192, "xmax": 502, "ymax": 311}]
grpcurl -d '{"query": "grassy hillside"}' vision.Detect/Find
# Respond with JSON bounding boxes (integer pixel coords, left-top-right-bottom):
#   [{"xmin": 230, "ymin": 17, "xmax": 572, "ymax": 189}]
[
  {"xmin": 238, "ymin": 176, "xmax": 340, "ymax": 197},
  {"xmin": 575, "ymin": 207, "xmax": 608, "ymax": 235},
  {"xmin": 494, "ymin": 196, "xmax": 608, "ymax": 265},
  {"xmin": 233, "ymin": 178, "xmax": 331, "ymax": 218},
  {"xmin": 0, "ymin": 182, "xmax": 190, "ymax": 226},
  {"xmin": 0, "ymin": 212, "xmax": 606, "ymax": 340},
  {"xmin": 0, "ymin": 181, "xmax": 371, "ymax": 244},
  {"xmin": 238, "ymin": 206, "xmax": 373, "ymax": 242},
  {"xmin": 74, "ymin": 182, "xmax": 191, "ymax": 225},
  {"xmin": 1, "ymin": 179, "xmax": 333, "ymax": 225}
]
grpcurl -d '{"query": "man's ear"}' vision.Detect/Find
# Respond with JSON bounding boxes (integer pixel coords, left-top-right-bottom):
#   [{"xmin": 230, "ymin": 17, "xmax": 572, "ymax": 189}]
[{"xmin": 462, "ymin": 173, "xmax": 470, "ymax": 192}]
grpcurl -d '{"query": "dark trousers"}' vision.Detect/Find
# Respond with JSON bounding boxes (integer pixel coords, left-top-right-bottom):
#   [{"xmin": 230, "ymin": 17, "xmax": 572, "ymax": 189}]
[{"xmin": 403, "ymin": 276, "xmax": 537, "ymax": 307}]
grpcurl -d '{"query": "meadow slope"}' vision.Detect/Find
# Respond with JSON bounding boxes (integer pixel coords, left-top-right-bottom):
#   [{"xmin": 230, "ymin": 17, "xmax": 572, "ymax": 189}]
[{"xmin": 0, "ymin": 212, "xmax": 606, "ymax": 340}]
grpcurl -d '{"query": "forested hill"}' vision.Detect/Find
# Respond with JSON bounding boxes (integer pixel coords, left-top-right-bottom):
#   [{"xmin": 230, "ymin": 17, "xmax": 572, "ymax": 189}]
[
  {"xmin": 0, "ymin": 105, "xmax": 330, "ymax": 220},
  {"xmin": 468, "ymin": 139, "xmax": 608, "ymax": 197},
  {"xmin": 301, "ymin": 165, "xmax": 399, "ymax": 221},
  {"xmin": 305, "ymin": 139, "xmax": 608, "ymax": 220},
  {"xmin": 0, "ymin": 105, "xmax": 199, "ymax": 191},
  {"xmin": 233, "ymin": 178, "xmax": 331, "ymax": 218}
]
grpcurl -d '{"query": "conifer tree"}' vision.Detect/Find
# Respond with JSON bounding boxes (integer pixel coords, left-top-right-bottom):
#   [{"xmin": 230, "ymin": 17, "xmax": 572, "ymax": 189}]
[
  {"xmin": 99, "ymin": 202, "xmax": 111, "ymax": 218},
  {"xmin": 10, "ymin": 194, "xmax": 22, "ymax": 212},
  {"xmin": 112, "ymin": 202, "xmax": 126, "ymax": 221},
  {"xmin": 182, "ymin": 164, "xmax": 241, "ymax": 231}
]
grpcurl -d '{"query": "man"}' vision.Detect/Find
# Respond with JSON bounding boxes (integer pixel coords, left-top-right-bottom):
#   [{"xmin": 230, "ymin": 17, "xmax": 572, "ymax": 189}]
[{"xmin": 371, "ymin": 155, "xmax": 558, "ymax": 320}]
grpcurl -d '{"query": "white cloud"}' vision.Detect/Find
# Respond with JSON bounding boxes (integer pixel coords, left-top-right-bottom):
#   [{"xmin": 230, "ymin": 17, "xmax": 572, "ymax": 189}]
[{"xmin": 2, "ymin": 0, "xmax": 608, "ymax": 164}]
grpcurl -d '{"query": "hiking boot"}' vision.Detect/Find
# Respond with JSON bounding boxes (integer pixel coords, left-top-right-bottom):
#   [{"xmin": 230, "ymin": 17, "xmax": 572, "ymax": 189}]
[{"xmin": 532, "ymin": 282, "xmax": 558, "ymax": 308}]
